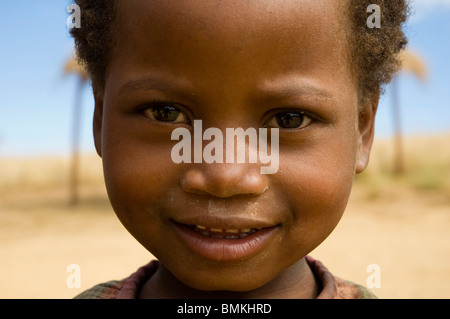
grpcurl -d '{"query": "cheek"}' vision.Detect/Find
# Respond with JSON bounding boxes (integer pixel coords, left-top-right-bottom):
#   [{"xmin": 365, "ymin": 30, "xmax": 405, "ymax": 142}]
[
  {"xmin": 276, "ymin": 137, "xmax": 358, "ymax": 253},
  {"xmin": 101, "ymin": 127, "xmax": 180, "ymax": 232}
]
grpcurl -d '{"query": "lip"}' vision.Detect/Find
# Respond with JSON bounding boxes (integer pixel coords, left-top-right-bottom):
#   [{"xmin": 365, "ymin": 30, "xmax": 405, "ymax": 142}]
[{"xmin": 171, "ymin": 219, "xmax": 280, "ymax": 262}]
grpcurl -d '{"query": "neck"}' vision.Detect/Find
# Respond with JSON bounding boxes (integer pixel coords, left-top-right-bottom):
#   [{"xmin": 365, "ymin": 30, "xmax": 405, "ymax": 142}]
[{"xmin": 138, "ymin": 258, "xmax": 320, "ymax": 299}]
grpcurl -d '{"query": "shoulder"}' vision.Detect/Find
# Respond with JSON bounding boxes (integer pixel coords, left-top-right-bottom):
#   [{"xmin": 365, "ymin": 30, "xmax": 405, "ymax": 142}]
[
  {"xmin": 306, "ymin": 256, "xmax": 377, "ymax": 299},
  {"xmin": 73, "ymin": 280, "xmax": 126, "ymax": 299},
  {"xmin": 73, "ymin": 260, "xmax": 159, "ymax": 299},
  {"xmin": 335, "ymin": 277, "xmax": 378, "ymax": 299}
]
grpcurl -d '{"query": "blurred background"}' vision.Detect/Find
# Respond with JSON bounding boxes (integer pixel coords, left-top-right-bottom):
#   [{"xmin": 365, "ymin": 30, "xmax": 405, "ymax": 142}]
[{"xmin": 0, "ymin": 0, "xmax": 449, "ymax": 298}]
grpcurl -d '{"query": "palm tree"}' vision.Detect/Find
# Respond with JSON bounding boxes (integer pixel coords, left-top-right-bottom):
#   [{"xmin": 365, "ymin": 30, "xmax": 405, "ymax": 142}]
[
  {"xmin": 391, "ymin": 49, "xmax": 427, "ymax": 175},
  {"xmin": 64, "ymin": 57, "xmax": 89, "ymax": 206}
]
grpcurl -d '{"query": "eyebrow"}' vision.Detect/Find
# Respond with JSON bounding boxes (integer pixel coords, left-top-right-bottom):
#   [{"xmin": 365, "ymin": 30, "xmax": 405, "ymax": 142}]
[
  {"xmin": 118, "ymin": 76, "xmax": 194, "ymax": 100},
  {"xmin": 118, "ymin": 75, "xmax": 336, "ymax": 105},
  {"xmin": 254, "ymin": 79, "xmax": 336, "ymax": 103}
]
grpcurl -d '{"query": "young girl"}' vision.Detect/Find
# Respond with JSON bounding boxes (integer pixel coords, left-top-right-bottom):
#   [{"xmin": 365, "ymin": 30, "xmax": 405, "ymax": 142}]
[{"xmin": 71, "ymin": 0, "xmax": 409, "ymax": 299}]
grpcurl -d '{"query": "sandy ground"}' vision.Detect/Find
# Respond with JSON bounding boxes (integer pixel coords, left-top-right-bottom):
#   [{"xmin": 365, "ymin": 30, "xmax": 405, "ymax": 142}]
[{"xmin": 1, "ymin": 182, "xmax": 449, "ymax": 299}]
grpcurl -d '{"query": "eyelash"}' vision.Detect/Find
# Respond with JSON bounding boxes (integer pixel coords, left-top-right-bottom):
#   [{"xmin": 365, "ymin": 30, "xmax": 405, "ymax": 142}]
[
  {"xmin": 138, "ymin": 101, "xmax": 191, "ymax": 124},
  {"xmin": 138, "ymin": 101, "xmax": 316, "ymax": 130},
  {"xmin": 263, "ymin": 111, "xmax": 315, "ymax": 130}
]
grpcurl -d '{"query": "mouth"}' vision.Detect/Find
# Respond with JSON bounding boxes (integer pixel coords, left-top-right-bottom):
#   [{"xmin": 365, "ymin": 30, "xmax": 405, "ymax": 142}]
[
  {"xmin": 188, "ymin": 224, "xmax": 261, "ymax": 239},
  {"xmin": 171, "ymin": 219, "xmax": 280, "ymax": 262}
]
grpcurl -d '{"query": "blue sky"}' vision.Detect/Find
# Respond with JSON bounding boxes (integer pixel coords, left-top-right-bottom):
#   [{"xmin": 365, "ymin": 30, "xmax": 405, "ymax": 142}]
[{"xmin": 0, "ymin": 0, "xmax": 449, "ymax": 157}]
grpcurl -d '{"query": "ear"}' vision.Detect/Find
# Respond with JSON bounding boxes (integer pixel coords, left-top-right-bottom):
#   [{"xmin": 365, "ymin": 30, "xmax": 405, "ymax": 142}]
[
  {"xmin": 355, "ymin": 92, "xmax": 379, "ymax": 174},
  {"xmin": 93, "ymin": 89, "xmax": 104, "ymax": 158}
]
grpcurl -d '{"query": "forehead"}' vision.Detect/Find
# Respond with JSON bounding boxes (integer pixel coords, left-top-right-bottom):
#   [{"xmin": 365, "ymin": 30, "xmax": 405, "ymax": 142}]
[
  {"xmin": 114, "ymin": 0, "xmax": 347, "ymax": 52},
  {"xmin": 116, "ymin": 0, "xmax": 343, "ymax": 33},
  {"xmin": 108, "ymin": 0, "xmax": 353, "ymax": 104}
]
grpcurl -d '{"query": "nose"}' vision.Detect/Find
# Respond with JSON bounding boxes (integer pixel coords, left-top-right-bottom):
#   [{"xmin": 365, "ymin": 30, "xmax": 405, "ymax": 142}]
[{"xmin": 181, "ymin": 163, "xmax": 269, "ymax": 198}]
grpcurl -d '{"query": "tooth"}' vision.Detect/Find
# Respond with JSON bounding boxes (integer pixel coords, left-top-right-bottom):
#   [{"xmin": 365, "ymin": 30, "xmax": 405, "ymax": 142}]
[
  {"xmin": 210, "ymin": 228, "xmax": 223, "ymax": 233},
  {"xmin": 225, "ymin": 229, "xmax": 239, "ymax": 233},
  {"xmin": 196, "ymin": 225, "xmax": 207, "ymax": 230},
  {"xmin": 240, "ymin": 228, "xmax": 251, "ymax": 233}
]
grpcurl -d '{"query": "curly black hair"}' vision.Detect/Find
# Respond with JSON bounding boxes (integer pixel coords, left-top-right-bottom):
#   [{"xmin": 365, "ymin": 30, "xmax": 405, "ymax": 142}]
[{"xmin": 69, "ymin": 0, "xmax": 409, "ymax": 106}]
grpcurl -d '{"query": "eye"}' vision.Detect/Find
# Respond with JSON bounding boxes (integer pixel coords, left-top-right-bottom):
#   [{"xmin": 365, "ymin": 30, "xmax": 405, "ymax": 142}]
[
  {"xmin": 142, "ymin": 103, "xmax": 189, "ymax": 123},
  {"xmin": 265, "ymin": 111, "xmax": 313, "ymax": 129}
]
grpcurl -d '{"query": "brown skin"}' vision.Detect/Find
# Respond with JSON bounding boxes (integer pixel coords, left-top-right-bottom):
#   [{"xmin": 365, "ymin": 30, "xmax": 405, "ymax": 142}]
[{"xmin": 93, "ymin": 0, "xmax": 378, "ymax": 298}]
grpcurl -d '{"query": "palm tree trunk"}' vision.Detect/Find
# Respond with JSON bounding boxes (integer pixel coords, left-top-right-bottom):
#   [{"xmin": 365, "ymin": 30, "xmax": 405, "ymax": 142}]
[
  {"xmin": 391, "ymin": 77, "xmax": 405, "ymax": 175},
  {"xmin": 69, "ymin": 77, "xmax": 84, "ymax": 206}
]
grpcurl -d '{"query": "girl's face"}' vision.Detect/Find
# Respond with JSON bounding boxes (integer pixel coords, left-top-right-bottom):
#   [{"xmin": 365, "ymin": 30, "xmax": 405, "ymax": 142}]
[{"xmin": 94, "ymin": 0, "xmax": 377, "ymax": 297}]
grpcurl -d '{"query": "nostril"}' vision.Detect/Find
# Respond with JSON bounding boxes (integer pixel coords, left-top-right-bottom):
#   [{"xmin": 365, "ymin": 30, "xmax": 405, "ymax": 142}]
[
  {"xmin": 249, "ymin": 185, "xmax": 270, "ymax": 196},
  {"xmin": 180, "ymin": 168, "xmax": 208, "ymax": 194}
]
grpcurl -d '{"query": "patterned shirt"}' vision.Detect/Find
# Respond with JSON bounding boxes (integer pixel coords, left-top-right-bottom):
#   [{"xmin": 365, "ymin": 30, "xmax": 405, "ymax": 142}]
[{"xmin": 74, "ymin": 256, "xmax": 377, "ymax": 299}]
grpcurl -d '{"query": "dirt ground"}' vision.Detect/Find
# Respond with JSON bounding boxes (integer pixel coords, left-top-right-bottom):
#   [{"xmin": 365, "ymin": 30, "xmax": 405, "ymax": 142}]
[{"xmin": 1, "ymin": 182, "xmax": 449, "ymax": 299}]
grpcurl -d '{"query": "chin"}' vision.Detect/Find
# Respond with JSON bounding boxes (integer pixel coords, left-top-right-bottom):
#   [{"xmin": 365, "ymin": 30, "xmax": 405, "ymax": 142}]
[{"xmin": 175, "ymin": 267, "xmax": 275, "ymax": 294}]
